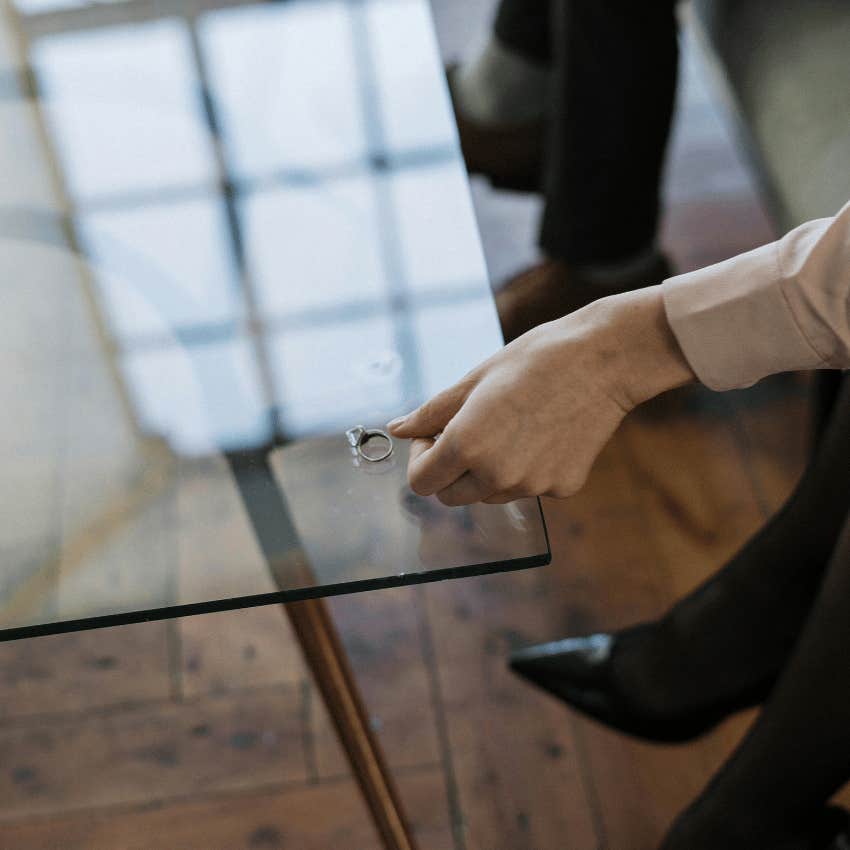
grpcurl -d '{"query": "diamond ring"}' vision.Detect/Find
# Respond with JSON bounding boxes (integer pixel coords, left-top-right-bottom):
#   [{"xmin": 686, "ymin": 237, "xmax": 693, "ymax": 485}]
[{"xmin": 345, "ymin": 425, "xmax": 394, "ymax": 463}]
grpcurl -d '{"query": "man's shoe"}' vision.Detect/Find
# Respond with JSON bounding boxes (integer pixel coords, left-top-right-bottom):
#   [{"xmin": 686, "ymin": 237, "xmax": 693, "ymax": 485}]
[
  {"xmin": 509, "ymin": 627, "xmax": 775, "ymax": 744},
  {"xmin": 447, "ymin": 64, "xmax": 545, "ymax": 193},
  {"xmin": 495, "ymin": 253, "xmax": 672, "ymax": 343}
]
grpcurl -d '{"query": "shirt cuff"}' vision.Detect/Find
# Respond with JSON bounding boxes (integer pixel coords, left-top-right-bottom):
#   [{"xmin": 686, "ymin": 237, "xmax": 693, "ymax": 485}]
[{"xmin": 662, "ymin": 242, "xmax": 825, "ymax": 391}]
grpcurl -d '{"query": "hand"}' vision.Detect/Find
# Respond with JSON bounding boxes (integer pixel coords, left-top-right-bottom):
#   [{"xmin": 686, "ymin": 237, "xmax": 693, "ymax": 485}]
[{"xmin": 387, "ymin": 286, "xmax": 694, "ymax": 506}]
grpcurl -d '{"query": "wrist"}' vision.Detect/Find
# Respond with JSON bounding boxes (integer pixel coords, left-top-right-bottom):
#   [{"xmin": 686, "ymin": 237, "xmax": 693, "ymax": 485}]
[{"xmin": 595, "ymin": 285, "xmax": 696, "ymax": 410}]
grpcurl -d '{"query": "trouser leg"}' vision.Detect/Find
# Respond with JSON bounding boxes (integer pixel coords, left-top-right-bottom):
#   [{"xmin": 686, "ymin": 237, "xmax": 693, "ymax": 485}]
[
  {"xmin": 493, "ymin": 0, "xmax": 553, "ymax": 65},
  {"xmin": 540, "ymin": 0, "xmax": 679, "ymax": 264}
]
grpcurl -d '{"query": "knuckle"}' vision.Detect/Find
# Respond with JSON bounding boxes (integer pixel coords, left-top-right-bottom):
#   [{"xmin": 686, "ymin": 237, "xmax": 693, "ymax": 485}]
[
  {"xmin": 491, "ymin": 469, "xmax": 518, "ymax": 492},
  {"xmin": 415, "ymin": 399, "xmax": 434, "ymax": 421},
  {"xmin": 408, "ymin": 472, "xmax": 430, "ymax": 497},
  {"xmin": 437, "ymin": 490, "xmax": 461, "ymax": 507},
  {"xmin": 449, "ymin": 434, "xmax": 479, "ymax": 465},
  {"xmin": 549, "ymin": 472, "xmax": 586, "ymax": 499},
  {"xmin": 524, "ymin": 476, "xmax": 547, "ymax": 496},
  {"xmin": 532, "ymin": 472, "xmax": 558, "ymax": 495},
  {"xmin": 451, "ymin": 445, "xmax": 475, "ymax": 468},
  {"xmin": 473, "ymin": 464, "xmax": 502, "ymax": 488}
]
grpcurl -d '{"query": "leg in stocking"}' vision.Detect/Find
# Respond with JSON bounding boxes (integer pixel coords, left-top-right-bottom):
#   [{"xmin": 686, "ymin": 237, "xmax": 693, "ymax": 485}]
[
  {"xmin": 612, "ymin": 376, "xmax": 850, "ymax": 720},
  {"xmin": 512, "ymin": 378, "xmax": 850, "ymax": 739},
  {"xmin": 662, "ymin": 509, "xmax": 850, "ymax": 850}
]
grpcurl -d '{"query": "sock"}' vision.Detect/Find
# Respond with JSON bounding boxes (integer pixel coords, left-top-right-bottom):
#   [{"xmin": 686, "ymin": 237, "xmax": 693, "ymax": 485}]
[
  {"xmin": 609, "ymin": 377, "xmax": 850, "ymax": 720},
  {"xmin": 661, "ymin": 513, "xmax": 850, "ymax": 850},
  {"xmin": 454, "ymin": 36, "xmax": 550, "ymax": 126}
]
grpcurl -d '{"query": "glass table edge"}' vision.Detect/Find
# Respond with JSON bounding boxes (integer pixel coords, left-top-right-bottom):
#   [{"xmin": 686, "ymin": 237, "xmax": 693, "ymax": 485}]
[{"xmin": 0, "ymin": 499, "xmax": 551, "ymax": 643}]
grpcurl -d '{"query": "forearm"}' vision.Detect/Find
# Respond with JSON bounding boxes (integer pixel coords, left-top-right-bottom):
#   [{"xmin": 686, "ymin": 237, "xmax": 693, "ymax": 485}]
[{"xmin": 548, "ymin": 285, "xmax": 696, "ymax": 414}]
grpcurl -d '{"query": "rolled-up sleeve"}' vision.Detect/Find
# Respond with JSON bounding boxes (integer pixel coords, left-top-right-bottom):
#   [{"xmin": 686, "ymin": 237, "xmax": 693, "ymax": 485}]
[{"xmin": 662, "ymin": 200, "xmax": 850, "ymax": 391}]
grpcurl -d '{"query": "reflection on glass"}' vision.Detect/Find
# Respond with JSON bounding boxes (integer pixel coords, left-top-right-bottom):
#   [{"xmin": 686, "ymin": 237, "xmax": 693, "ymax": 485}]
[
  {"xmin": 390, "ymin": 161, "xmax": 490, "ymax": 291},
  {"xmin": 14, "ymin": 0, "xmax": 125, "ymax": 15},
  {"xmin": 77, "ymin": 196, "xmax": 241, "ymax": 340},
  {"xmin": 366, "ymin": 0, "xmax": 457, "ymax": 154},
  {"xmin": 200, "ymin": 1, "xmax": 367, "ymax": 177},
  {"xmin": 270, "ymin": 316, "xmax": 405, "ymax": 437},
  {"xmin": 240, "ymin": 176, "xmax": 387, "ymax": 318},
  {"xmin": 413, "ymin": 299, "xmax": 503, "ymax": 399},
  {"xmin": 30, "ymin": 20, "xmax": 216, "ymax": 200},
  {"xmin": 122, "ymin": 336, "xmax": 270, "ymax": 455},
  {"xmin": 0, "ymin": 0, "xmax": 548, "ymax": 640}
]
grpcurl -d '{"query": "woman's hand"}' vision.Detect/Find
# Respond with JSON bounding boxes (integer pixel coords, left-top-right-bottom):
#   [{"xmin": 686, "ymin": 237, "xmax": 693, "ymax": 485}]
[{"xmin": 387, "ymin": 286, "xmax": 694, "ymax": 506}]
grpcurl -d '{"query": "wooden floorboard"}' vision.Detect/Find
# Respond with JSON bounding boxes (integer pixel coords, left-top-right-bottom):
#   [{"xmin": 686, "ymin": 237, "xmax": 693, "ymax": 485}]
[
  {"xmin": 537, "ymin": 428, "xmax": 732, "ymax": 850},
  {"xmin": 0, "ymin": 623, "xmax": 171, "ymax": 721},
  {"xmin": 423, "ymin": 568, "xmax": 601, "ymax": 850},
  {"xmin": 0, "ymin": 686, "xmax": 307, "ymax": 820},
  {"xmin": 0, "ymin": 768, "xmax": 453, "ymax": 850},
  {"xmin": 179, "ymin": 607, "xmax": 305, "ymax": 699},
  {"xmin": 311, "ymin": 587, "xmax": 443, "ymax": 779}
]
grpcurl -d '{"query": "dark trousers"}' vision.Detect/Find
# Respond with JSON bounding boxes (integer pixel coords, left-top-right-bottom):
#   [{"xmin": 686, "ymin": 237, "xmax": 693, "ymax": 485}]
[{"xmin": 494, "ymin": 0, "xmax": 679, "ymax": 264}]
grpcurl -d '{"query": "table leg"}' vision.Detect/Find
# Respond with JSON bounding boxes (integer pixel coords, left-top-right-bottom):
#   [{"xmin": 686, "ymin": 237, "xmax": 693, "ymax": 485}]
[
  {"xmin": 284, "ymin": 598, "xmax": 420, "ymax": 850},
  {"xmin": 225, "ymin": 451, "xmax": 418, "ymax": 849}
]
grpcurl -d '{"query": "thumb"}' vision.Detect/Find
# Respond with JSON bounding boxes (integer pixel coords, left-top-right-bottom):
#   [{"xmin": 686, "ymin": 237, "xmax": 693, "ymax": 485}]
[{"xmin": 387, "ymin": 380, "xmax": 471, "ymax": 438}]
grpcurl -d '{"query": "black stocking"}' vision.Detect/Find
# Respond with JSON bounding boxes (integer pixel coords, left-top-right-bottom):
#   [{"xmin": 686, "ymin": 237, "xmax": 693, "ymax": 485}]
[
  {"xmin": 661, "ymin": 508, "xmax": 850, "ymax": 849},
  {"xmin": 610, "ymin": 376, "xmax": 850, "ymax": 720}
]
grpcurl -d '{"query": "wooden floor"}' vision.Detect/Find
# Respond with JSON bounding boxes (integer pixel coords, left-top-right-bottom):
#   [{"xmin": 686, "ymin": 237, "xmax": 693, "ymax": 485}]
[{"xmin": 1, "ymin": 5, "xmax": 842, "ymax": 850}]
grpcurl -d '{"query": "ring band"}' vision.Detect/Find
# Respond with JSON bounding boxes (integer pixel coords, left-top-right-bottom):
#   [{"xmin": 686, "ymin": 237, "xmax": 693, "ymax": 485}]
[{"xmin": 345, "ymin": 425, "xmax": 394, "ymax": 462}]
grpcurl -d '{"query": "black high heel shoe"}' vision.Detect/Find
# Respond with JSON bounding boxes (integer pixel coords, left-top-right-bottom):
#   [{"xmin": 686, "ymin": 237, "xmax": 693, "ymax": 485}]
[{"xmin": 509, "ymin": 624, "xmax": 776, "ymax": 743}]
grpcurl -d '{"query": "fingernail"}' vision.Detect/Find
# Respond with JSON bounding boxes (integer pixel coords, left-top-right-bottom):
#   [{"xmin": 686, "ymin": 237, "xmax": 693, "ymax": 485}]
[{"xmin": 387, "ymin": 415, "xmax": 407, "ymax": 430}]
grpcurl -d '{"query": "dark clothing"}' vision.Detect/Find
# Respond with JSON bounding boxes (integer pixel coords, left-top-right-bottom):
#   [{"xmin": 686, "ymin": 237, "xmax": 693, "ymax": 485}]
[
  {"xmin": 495, "ymin": 0, "xmax": 679, "ymax": 264},
  {"xmin": 494, "ymin": 0, "xmax": 553, "ymax": 65}
]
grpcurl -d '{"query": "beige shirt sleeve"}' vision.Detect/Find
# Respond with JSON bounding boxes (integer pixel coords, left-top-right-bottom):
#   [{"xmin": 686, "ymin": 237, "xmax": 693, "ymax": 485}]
[{"xmin": 662, "ymin": 200, "xmax": 850, "ymax": 391}]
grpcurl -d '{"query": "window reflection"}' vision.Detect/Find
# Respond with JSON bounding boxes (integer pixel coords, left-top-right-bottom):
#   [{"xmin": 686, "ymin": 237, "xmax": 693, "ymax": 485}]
[
  {"xmin": 30, "ymin": 20, "xmax": 215, "ymax": 201},
  {"xmin": 14, "ymin": 0, "xmax": 128, "ymax": 15},
  {"xmin": 413, "ymin": 299, "xmax": 503, "ymax": 400},
  {"xmin": 14, "ymin": 0, "xmax": 495, "ymax": 457},
  {"xmin": 122, "ymin": 335, "xmax": 269, "ymax": 455},
  {"xmin": 366, "ymin": 0, "xmax": 456, "ymax": 155},
  {"xmin": 240, "ymin": 176, "xmax": 387, "ymax": 319},
  {"xmin": 200, "ymin": 1, "xmax": 368, "ymax": 178},
  {"xmin": 389, "ymin": 161, "xmax": 489, "ymax": 292},
  {"xmin": 0, "ymin": 0, "xmax": 550, "ymax": 631},
  {"xmin": 270, "ymin": 316, "xmax": 404, "ymax": 437},
  {"xmin": 77, "ymin": 196, "xmax": 241, "ymax": 340}
]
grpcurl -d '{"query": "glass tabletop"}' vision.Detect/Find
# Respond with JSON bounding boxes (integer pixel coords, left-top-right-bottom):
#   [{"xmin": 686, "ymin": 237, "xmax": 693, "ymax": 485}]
[{"xmin": 0, "ymin": 0, "xmax": 549, "ymax": 641}]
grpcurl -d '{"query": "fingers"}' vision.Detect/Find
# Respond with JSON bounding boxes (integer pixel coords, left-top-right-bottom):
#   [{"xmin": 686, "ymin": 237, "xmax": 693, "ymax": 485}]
[
  {"xmin": 406, "ymin": 434, "xmax": 469, "ymax": 496},
  {"xmin": 406, "ymin": 436, "xmax": 436, "ymax": 466},
  {"xmin": 387, "ymin": 379, "xmax": 471, "ymax": 439},
  {"xmin": 435, "ymin": 472, "xmax": 495, "ymax": 507},
  {"xmin": 482, "ymin": 489, "xmax": 531, "ymax": 505}
]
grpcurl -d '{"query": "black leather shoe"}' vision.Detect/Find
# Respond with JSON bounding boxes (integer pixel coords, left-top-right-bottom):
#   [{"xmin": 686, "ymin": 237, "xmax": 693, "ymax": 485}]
[{"xmin": 509, "ymin": 625, "xmax": 775, "ymax": 744}]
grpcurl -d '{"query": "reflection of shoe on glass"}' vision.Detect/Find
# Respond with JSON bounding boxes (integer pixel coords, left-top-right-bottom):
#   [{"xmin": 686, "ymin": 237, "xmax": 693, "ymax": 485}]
[
  {"xmin": 496, "ymin": 252, "xmax": 673, "ymax": 343},
  {"xmin": 446, "ymin": 62, "xmax": 546, "ymax": 193}
]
